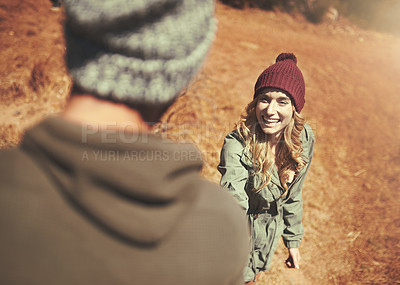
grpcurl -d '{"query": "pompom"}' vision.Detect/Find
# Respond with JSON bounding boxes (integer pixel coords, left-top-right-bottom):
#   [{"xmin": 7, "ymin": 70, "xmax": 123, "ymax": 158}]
[{"xmin": 276, "ymin": 53, "xmax": 297, "ymax": 64}]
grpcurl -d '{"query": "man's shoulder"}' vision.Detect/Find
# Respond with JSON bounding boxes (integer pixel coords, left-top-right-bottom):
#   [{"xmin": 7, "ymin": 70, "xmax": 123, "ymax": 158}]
[
  {"xmin": 0, "ymin": 147, "xmax": 29, "ymax": 172},
  {"xmin": 190, "ymin": 177, "xmax": 247, "ymax": 227},
  {"xmin": 0, "ymin": 146, "xmax": 50, "ymax": 190}
]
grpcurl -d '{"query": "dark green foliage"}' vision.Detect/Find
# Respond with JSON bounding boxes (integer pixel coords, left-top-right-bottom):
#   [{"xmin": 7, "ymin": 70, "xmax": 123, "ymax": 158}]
[{"xmin": 302, "ymin": 1, "xmax": 333, "ymax": 23}]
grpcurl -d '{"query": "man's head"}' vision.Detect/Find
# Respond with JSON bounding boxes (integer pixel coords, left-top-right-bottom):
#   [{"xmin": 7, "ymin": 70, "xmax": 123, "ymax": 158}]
[{"xmin": 63, "ymin": 0, "xmax": 216, "ymax": 122}]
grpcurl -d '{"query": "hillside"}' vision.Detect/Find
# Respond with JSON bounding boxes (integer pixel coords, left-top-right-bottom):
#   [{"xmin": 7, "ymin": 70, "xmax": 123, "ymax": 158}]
[{"xmin": 1, "ymin": 1, "xmax": 399, "ymax": 284}]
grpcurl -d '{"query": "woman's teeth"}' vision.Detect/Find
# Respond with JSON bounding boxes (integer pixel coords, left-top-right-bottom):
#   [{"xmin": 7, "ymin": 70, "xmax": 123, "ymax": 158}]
[{"xmin": 263, "ymin": 116, "xmax": 280, "ymax": 125}]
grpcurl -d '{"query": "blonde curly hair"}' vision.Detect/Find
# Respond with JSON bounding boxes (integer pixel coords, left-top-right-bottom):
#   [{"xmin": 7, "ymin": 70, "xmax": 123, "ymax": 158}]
[{"xmin": 236, "ymin": 95, "xmax": 306, "ymax": 196}]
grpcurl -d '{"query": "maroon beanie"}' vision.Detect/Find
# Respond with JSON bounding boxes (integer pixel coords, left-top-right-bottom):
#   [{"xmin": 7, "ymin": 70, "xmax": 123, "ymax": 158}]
[{"xmin": 254, "ymin": 53, "xmax": 305, "ymax": 112}]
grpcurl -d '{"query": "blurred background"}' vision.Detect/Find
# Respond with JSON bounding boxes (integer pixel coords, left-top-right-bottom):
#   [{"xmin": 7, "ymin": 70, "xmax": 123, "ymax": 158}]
[
  {"xmin": 0, "ymin": 0, "xmax": 399, "ymax": 284},
  {"xmin": 220, "ymin": 0, "xmax": 400, "ymax": 36}
]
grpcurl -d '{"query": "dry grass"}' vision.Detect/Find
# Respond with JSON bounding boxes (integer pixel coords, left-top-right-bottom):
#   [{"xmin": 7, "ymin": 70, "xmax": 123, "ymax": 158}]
[{"xmin": 0, "ymin": 0, "xmax": 70, "ymax": 148}]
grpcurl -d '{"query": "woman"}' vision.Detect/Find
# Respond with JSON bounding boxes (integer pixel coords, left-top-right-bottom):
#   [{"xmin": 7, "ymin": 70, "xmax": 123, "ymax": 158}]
[{"xmin": 218, "ymin": 53, "xmax": 315, "ymax": 283}]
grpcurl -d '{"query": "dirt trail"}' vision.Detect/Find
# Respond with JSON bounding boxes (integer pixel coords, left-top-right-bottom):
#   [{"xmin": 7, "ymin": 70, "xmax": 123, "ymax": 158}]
[{"xmin": 1, "ymin": 1, "xmax": 400, "ymax": 284}]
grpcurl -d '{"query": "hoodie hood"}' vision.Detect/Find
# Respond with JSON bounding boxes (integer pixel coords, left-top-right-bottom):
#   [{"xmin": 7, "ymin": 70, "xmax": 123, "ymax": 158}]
[{"xmin": 21, "ymin": 117, "xmax": 203, "ymax": 246}]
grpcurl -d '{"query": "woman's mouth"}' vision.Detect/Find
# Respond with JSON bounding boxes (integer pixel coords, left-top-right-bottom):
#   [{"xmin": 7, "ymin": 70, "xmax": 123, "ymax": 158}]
[{"xmin": 262, "ymin": 116, "xmax": 280, "ymax": 127}]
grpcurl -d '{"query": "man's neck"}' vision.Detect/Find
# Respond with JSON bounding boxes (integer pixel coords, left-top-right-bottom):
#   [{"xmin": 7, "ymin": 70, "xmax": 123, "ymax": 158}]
[{"xmin": 61, "ymin": 94, "xmax": 150, "ymax": 133}]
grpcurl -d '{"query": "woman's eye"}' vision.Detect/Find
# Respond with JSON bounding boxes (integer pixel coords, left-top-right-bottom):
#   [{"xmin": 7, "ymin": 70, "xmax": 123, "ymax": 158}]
[{"xmin": 279, "ymin": 100, "xmax": 289, "ymax": 105}]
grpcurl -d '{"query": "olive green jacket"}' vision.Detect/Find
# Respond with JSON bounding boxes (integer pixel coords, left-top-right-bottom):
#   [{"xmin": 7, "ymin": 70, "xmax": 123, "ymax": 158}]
[{"xmin": 218, "ymin": 124, "xmax": 314, "ymax": 282}]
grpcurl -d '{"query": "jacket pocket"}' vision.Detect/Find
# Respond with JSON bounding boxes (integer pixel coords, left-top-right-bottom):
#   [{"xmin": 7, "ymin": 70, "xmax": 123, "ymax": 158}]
[
  {"xmin": 246, "ymin": 187, "xmax": 270, "ymax": 215},
  {"xmin": 252, "ymin": 213, "xmax": 274, "ymax": 250}
]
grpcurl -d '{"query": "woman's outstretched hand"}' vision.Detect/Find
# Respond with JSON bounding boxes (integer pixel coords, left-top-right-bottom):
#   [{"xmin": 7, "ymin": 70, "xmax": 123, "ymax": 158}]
[{"xmin": 285, "ymin": 248, "xmax": 301, "ymax": 269}]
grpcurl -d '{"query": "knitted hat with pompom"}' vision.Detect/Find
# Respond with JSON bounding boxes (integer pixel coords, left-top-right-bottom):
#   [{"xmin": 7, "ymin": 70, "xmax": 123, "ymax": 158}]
[{"xmin": 254, "ymin": 53, "xmax": 306, "ymax": 112}]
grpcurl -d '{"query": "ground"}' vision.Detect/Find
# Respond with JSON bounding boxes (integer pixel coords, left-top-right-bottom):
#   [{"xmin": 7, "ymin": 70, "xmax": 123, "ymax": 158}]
[{"xmin": 1, "ymin": 0, "xmax": 399, "ymax": 284}]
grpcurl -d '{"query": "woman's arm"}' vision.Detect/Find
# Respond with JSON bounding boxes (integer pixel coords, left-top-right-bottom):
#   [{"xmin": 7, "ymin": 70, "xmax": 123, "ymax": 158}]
[
  {"xmin": 282, "ymin": 182, "xmax": 305, "ymax": 269},
  {"xmin": 217, "ymin": 132, "xmax": 250, "ymax": 212},
  {"xmin": 282, "ymin": 181, "xmax": 305, "ymax": 248},
  {"xmin": 282, "ymin": 124, "xmax": 315, "ymax": 266}
]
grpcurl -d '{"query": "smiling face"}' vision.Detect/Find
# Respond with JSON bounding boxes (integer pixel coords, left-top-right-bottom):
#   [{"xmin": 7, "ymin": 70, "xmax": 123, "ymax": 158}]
[{"xmin": 255, "ymin": 88, "xmax": 294, "ymax": 140}]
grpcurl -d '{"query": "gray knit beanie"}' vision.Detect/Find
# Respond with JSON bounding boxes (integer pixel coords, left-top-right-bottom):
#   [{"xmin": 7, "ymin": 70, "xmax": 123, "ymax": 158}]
[{"xmin": 64, "ymin": 0, "xmax": 216, "ymax": 106}]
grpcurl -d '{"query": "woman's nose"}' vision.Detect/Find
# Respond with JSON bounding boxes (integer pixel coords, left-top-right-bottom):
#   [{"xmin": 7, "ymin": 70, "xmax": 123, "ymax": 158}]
[{"xmin": 266, "ymin": 101, "xmax": 277, "ymax": 114}]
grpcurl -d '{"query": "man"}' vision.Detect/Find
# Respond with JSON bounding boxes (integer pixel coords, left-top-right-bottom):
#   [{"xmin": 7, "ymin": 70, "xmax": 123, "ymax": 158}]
[{"xmin": 0, "ymin": 1, "xmax": 248, "ymax": 284}]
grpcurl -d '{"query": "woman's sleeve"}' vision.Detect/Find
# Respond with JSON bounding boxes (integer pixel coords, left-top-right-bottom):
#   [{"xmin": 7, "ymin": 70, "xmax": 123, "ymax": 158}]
[
  {"xmin": 217, "ymin": 133, "xmax": 249, "ymax": 213},
  {"xmin": 282, "ymin": 124, "xmax": 315, "ymax": 248}
]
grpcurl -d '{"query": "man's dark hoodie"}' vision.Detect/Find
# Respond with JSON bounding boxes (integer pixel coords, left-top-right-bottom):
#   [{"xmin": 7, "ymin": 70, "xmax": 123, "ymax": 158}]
[{"xmin": 0, "ymin": 118, "xmax": 248, "ymax": 285}]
